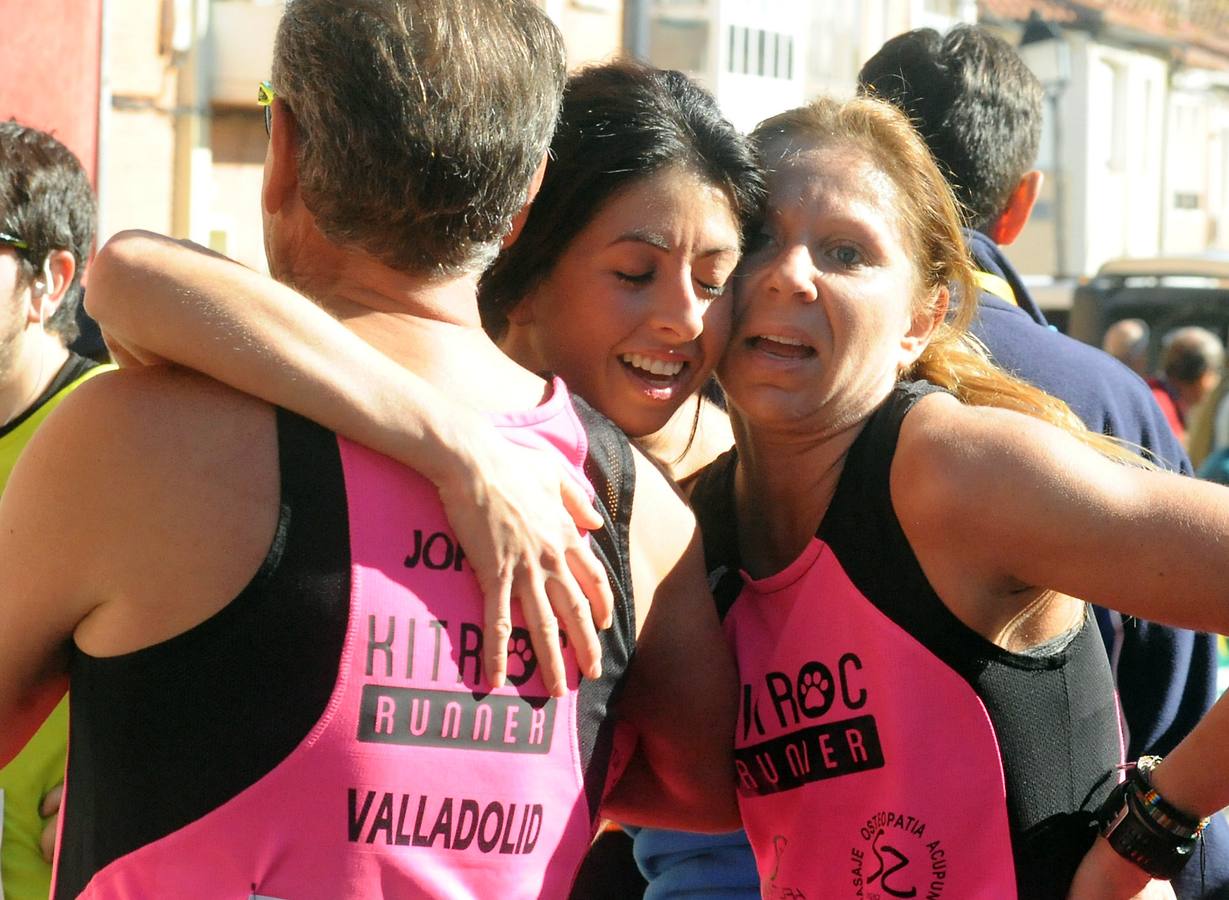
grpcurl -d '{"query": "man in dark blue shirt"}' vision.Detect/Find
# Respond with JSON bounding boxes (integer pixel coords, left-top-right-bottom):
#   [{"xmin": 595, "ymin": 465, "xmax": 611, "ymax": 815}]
[{"xmin": 860, "ymin": 25, "xmax": 1226, "ymax": 897}]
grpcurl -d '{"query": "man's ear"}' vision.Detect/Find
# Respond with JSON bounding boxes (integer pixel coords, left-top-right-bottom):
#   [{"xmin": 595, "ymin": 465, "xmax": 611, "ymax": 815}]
[
  {"xmin": 26, "ymin": 249, "xmax": 76, "ymax": 326},
  {"xmin": 899, "ymin": 284, "xmax": 948, "ymax": 369},
  {"xmin": 262, "ymin": 99, "xmax": 300, "ymax": 217},
  {"xmin": 503, "ymin": 153, "xmax": 550, "ymax": 250},
  {"xmin": 1200, "ymin": 368, "xmax": 1221, "ymax": 398},
  {"xmin": 987, "ymin": 170, "xmax": 1042, "ymax": 246}
]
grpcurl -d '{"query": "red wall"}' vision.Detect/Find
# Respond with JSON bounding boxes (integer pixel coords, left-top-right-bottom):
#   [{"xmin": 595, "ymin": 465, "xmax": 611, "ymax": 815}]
[{"xmin": 0, "ymin": 0, "xmax": 104, "ymax": 182}]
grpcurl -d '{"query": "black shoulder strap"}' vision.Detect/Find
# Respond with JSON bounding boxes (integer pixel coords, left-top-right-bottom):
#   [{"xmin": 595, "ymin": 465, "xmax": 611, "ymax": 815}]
[
  {"xmin": 567, "ymin": 394, "xmax": 640, "ymax": 821},
  {"xmin": 818, "ymin": 378, "xmax": 975, "ymax": 656},
  {"xmin": 57, "ymin": 406, "xmax": 350, "ymax": 899},
  {"xmin": 834, "ymin": 380, "xmax": 946, "ymax": 516},
  {"xmin": 688, "ymin": 448, "xmax": 744, "ymax": 621},
  {"xmin": 570, "ymin": 395, "xmax": 635, "ymax": 617}
]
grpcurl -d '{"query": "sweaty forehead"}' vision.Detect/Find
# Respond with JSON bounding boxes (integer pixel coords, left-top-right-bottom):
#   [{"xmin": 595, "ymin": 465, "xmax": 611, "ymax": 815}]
[
  {"xmin": 767, "ymin": 142, "xmax": 901, "ymax": 219},
  {"xmin": 597, "ymin": 166, "xmax": 742, "ymax": 247}
]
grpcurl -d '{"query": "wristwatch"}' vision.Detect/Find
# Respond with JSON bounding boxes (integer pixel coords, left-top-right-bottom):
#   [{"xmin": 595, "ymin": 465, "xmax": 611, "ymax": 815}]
[{"xmin": 1096, "ymin": 756, "xmax": 1209, "ymax": 880}]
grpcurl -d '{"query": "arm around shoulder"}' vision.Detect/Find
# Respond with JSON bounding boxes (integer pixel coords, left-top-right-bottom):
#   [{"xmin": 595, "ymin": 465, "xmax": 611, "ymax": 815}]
[{"xmin": 86, "ymin": 231, "xmax": 613, "ymax": 692}]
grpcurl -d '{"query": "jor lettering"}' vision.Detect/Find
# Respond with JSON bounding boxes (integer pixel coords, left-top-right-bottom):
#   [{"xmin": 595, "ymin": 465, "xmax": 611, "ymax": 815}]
[
  {"xmin": 347, "ymin": 789, "xmax": 543, "ymax": 855},
  {"xmin": 404, "ymin": 529, "xmax": 467, "ymax": 572}
]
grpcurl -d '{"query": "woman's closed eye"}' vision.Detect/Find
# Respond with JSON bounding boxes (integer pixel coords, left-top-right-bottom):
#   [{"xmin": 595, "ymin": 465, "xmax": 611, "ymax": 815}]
[{"xmin": 615, "ymin": 269, "xmax": 654, "ymax": 286}]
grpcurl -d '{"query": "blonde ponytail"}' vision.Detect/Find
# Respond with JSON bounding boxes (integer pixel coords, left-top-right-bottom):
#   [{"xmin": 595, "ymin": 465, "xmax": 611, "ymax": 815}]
[{"xmin": 911, "ymin": 317, "xmax": 1149, "ymax": 468}]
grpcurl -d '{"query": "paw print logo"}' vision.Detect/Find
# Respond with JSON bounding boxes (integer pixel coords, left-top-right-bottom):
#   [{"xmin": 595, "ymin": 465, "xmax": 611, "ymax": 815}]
[
  {"xmin": 505, "ymin": 627, "xmax": 539, "ymax": 687},
  {"xmin": 796, "ymin": 661, "xmax": 835, "ymax": 718},
  {"xmin": 800, "ymin": 670, "xmax": 830, "ymax": 699}
]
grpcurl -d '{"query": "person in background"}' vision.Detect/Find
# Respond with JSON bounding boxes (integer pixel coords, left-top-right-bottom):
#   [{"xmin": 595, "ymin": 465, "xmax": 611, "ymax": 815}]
[
  {"xmin": 0, "ymin": 2, "xmax": 739, "ymax": 896},
  {"xmin": 1103, "ymin": 318, "xmax": 1152, "ymax": 378},
  {"xmin": 858, "ymin": 27, "xmax": 1229, "ymax": 898},
  {"xmin": 0, "ymin": 120, "xmax": 111, "ymax": 900},
  {"xmin": 1149, "ymin": 326, "xmax": 1224, "ymax": 448}
]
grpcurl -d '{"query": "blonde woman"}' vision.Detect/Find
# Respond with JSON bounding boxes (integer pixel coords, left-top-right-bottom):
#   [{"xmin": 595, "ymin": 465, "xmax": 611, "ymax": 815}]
[{"xmin": 689, "ymin": 95, "xmax": 1229, "ymax": 898}]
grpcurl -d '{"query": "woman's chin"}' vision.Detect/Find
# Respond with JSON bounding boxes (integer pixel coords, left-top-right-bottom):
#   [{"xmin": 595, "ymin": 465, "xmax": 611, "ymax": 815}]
[
  {"xmin": 609, "ymin": 406, "xmax": 678, "ymax": 441},
  {"xmin": 601, "ymin": 381, "xmax": 705, "ymax": 439}
]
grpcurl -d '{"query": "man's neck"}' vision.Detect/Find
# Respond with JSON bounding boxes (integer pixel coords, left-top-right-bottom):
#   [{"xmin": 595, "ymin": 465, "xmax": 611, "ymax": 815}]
[
  {"xmin": 0, "ymin": 330, "xmax": 70, "ymax": 427},
  {"xmin": 280, "ymin": 237, "xmax": 485, "ymax": 327},
  {"xmin": 282, "ymin": 249, "xmax": 547, "ymax": 414}
]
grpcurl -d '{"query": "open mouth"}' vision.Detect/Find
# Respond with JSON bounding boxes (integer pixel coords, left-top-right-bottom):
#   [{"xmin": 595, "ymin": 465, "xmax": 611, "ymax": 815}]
[
  {"xmin": 748, "ymin": 334, "xmax": 816, "ymax": 359},
  {"xmin": 620, "ymin": 352, "xmax": 687, "ymax": 381},
  {"xmin": 619, "ymin": 352, "xmax": 690, "ymax": 394}
]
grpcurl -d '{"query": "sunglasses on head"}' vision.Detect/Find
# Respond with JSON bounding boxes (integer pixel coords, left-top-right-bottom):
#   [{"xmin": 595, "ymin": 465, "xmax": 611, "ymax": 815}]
[
  {"xmin": 258, "ymin": 81, "xmax": 276, "ymax": 137},
  {"xmin": 0, "ymin": 231, "xmax": 29, "ymax": 253}
]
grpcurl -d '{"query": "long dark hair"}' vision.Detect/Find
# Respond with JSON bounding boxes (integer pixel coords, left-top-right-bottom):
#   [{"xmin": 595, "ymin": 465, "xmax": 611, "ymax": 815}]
[{"xmin": 480, "ymin": 59, "xmax": 765, "ymax": 335}]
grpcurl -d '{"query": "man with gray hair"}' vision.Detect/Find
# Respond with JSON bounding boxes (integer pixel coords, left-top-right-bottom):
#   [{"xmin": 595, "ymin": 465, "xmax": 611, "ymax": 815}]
[
  {"xmin": 1149, "ymin": 325, "xmax": 1225, "ymax": 446},
  {"xmin": 0, "ymin": 2, "xmax": 736, "ymax": 897}
]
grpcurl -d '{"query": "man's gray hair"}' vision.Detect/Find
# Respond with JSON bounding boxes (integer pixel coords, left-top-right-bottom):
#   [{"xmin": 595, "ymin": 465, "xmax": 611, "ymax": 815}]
[{"xmin": 272, "ymin": 0, "xmax": 566, "ymax": 276}]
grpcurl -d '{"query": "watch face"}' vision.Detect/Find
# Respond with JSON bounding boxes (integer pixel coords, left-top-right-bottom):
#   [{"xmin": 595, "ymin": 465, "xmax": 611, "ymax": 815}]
[{"xmin": 1101, "ymin": 784, "xmax": 1199, "ymax": 881}]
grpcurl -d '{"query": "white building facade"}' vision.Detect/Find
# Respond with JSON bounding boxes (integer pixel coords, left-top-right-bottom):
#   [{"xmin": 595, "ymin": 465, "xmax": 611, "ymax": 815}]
[
  {"xmin": 985, "ymin": 1, "xmax": 1229, "ymax": 281},
  {"xmin": 73, "ymin": 0, "xmax": 1229, "ymax": 291},
  {"xmin": 642, "ymin": 0, "xmax": 977, "ymax": 129}
]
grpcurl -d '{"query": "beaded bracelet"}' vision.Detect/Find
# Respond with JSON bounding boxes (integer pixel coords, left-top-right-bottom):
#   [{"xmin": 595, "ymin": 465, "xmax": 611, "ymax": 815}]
[{"xmin": 1131, "ymin": 756, "xmax": 1210, "ymax": 840}]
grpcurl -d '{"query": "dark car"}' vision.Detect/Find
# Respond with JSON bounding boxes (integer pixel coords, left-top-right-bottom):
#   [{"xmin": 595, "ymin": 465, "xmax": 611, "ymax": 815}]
[{"xmin": 1068, "ymin": 255, "xmax": 1229, "ymax": 367}]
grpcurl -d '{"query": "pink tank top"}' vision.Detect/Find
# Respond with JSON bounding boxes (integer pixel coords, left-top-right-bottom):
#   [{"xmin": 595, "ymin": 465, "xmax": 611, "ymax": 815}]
[
  {"xmin": 71, "ymin": 381, "xmax": 609, "ymax": 899},
  {"xmin": 727, "ymin": 540, "xmax": 1017, "ymax": 900}
]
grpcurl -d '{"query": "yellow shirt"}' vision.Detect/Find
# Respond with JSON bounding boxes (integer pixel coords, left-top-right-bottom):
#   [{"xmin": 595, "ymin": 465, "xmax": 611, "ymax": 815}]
[{"xmin": 0, "ymin": 359, "xmax": 113, "ymax": 900}]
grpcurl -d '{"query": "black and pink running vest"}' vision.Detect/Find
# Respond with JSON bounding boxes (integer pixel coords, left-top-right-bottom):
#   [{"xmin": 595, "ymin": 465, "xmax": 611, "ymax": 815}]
[
  {"xmin": 54, "ymin": 381, "xmax": 637, "ymax": 899},
  {"xmin": 691, "ymin": 380, "xmax": 1123, "ymax": 900}
]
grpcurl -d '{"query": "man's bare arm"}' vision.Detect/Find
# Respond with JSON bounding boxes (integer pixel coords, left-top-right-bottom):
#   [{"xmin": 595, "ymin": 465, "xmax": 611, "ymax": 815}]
[{"xmin": 86, "ymin": 231, "xmax": 612, "ymax": 695}]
